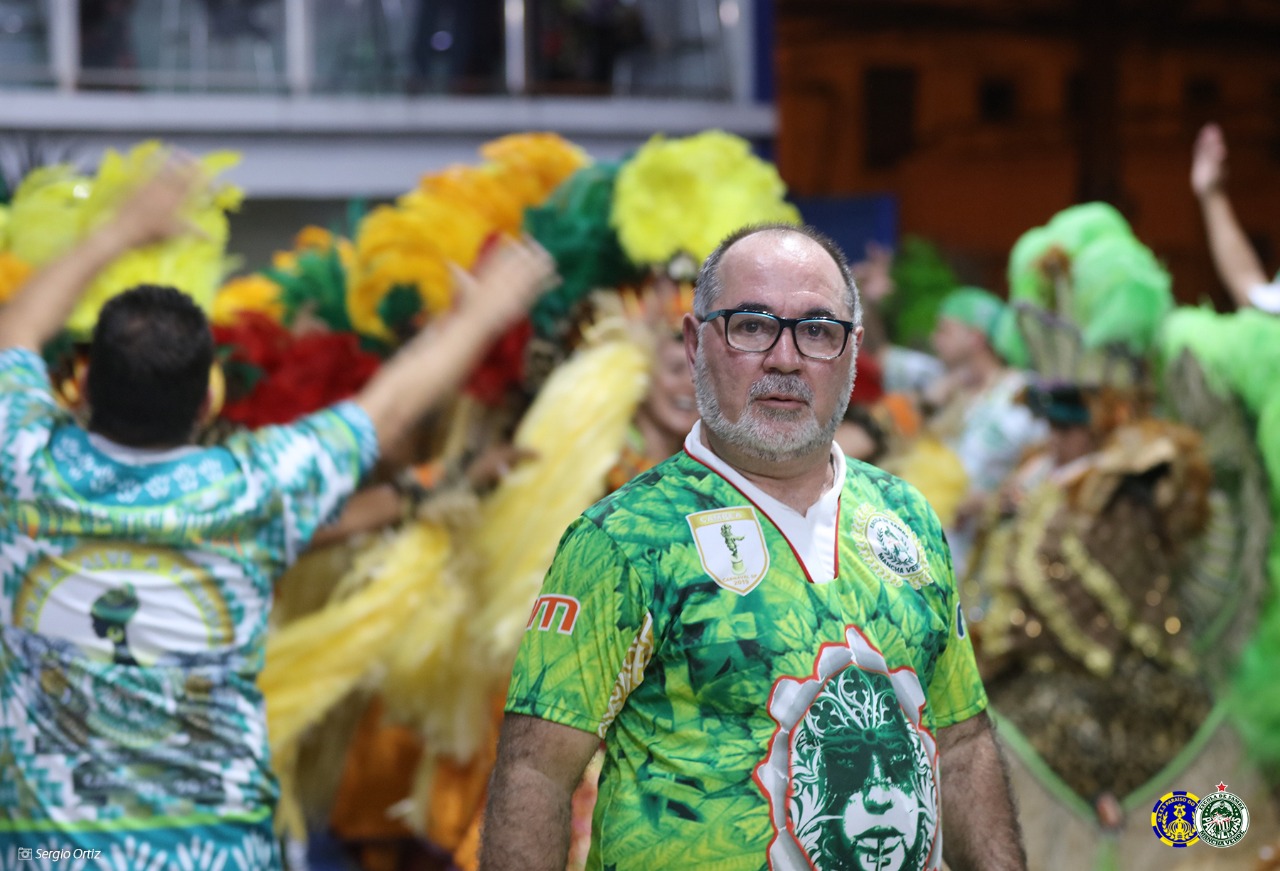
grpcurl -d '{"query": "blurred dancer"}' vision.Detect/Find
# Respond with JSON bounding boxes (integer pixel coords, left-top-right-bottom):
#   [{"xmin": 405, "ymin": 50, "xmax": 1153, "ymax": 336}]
[{"xmin": 0, "ymin": 161, "xmax": 553, "ymax": 867}]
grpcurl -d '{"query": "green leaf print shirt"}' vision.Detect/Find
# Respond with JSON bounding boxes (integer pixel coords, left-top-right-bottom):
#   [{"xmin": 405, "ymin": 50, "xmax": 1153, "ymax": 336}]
[{"xmin": 507, "ymin": 427, "xmax": 987, "ymax": 871}]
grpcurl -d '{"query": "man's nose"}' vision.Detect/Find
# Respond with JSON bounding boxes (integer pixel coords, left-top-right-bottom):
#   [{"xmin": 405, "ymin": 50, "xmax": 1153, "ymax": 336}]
[
  {"xmin": 863, "ymin": 780, "xmax": 894, "ymax": 814},
  {"xmin": 763, "ymin": 327, "xmax": 804, "ymax": 371}
]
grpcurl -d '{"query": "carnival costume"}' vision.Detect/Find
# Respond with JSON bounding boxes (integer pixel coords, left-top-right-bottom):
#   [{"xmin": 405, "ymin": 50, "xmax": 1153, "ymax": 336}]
[{"xmin": 967, "ymin": 202, "xmax": 1278, "ymax": 871}]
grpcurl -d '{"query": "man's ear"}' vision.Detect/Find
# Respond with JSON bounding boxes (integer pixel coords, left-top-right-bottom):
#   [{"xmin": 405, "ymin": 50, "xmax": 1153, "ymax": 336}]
[
  {"xmin": 682, "ymin": 313, "xmax": 700, "ymax": 372},
  {"xmin": 56, "ymin": 356, "xmax": 90, "ymax": 411},
  {"xmin": 198, "ymin": 362, "xmax": 225, "ymax": 428}
]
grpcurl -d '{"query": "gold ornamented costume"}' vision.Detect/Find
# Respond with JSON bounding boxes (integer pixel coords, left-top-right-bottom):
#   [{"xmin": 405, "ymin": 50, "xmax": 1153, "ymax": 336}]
[{"xmin": 965, "ymin": 204, "xmax": 1276, "ymax": 871}]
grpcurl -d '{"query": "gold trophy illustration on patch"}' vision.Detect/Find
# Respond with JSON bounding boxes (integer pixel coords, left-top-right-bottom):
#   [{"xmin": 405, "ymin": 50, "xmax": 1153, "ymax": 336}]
[{"xmin": 721, "ymin": 523, "xmax": 746, "ymax": 574}]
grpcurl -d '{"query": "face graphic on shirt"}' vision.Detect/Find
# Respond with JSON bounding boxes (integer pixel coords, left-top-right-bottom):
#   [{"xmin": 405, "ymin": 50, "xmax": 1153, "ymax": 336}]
[
  {"xmin": 757, "ymin": 626, "xmax": 940, "ymax": 871},
  {"xmin": 796, "ymin": 669, "xmax": 932, "ymax": 871}
]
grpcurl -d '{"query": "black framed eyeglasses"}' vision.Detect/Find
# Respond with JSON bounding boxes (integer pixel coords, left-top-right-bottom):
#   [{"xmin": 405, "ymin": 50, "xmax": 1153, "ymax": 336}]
[{"xmin": 702, "ymin": 309, "xmax": 854, "ymax": 360}]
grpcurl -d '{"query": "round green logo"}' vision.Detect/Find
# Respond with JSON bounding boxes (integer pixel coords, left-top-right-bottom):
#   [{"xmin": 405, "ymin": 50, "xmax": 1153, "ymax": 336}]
[{"xmin": 1196, "ymin": 783, "xmax": 1250, "ymax": 848}]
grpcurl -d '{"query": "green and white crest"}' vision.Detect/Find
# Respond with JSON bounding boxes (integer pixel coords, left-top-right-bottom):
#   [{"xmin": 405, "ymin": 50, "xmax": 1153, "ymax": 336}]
[
  {"xmin": 1196, "ymin": 783, "xmax": 1249, "ymax": 848},
  {"xmin": 853, "ymin": 503, "xmax": 933, "ymax": 590}
]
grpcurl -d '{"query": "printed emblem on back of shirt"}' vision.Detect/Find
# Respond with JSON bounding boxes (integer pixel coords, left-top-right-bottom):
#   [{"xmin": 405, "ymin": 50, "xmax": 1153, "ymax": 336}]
[
  {"xmin": 852, "ymin": 503, "xmax": 934, "ymax": 590},
  {"xmin": 12, "ymin": 543, "xmax": 237, "ymax": 666},
  {"xmin": 686, "ymin": 506, "xmax": 770, "ymax": 595}
]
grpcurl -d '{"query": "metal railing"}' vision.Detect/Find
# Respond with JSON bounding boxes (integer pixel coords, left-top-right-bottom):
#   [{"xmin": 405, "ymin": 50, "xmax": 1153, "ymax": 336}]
[{"xmin": 2, "ymin": 0, "xmax": 756, "ymax": 102}]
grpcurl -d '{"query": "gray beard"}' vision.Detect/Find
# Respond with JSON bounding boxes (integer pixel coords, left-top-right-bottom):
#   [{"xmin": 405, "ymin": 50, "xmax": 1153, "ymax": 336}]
[{"xmin": 693, "ymin": 343, "xmax": 856, "ymax": 464}]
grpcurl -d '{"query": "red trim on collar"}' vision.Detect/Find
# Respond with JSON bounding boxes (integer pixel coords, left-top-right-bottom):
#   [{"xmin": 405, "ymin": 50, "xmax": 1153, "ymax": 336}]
[{"xmin": 832, "ymin": 497, "xmax": 842, "ymax": 579}]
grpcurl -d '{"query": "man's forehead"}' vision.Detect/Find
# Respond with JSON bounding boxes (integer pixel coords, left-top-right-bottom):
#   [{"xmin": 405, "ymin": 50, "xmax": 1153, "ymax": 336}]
[{"xmin": 719, "ymin": 230, "xmax": 845, "ymax": 295}]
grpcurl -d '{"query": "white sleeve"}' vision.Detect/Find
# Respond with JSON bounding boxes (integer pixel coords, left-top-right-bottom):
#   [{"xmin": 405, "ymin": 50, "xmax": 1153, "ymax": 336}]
[{"xmin": 1246, "ymin": 281, "xmax": 1280, "ymax": 314}]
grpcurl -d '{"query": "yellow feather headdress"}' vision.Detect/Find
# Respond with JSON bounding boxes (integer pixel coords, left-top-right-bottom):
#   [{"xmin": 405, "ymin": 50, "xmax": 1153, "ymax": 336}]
[
  {"xmin": 610, "ymin": 130, "xmax": 800, "ymax": 267},
  {"xmin": 2, "ymin": 141, "xmax": 243, "ymax": 337}
]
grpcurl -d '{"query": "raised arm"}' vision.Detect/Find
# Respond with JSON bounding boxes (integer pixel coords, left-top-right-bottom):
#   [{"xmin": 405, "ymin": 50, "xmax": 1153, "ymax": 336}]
[
  {"xmin": 1191, "ymin": 123, "xmax": 1269, "ymax": 309},
  {"xmin": 937, "ymin": 711, "xmax": 1027, "ymax": 871},
  {"xmin": 479, "ymin": 713, "xmax": 600, "ymax": 871},
  {"xmin": 353, "ymin": 238, "xmax": 554, "ymax": 454},
  {"xmin": 0, "ymin": 160, "xmax": 201, "ymax": 351}
]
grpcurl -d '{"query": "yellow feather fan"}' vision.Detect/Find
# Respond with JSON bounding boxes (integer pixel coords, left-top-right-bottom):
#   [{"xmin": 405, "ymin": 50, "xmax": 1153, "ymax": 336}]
[
  {"xmin": 260, "ymin": 520, "xmax": 453, "ymax": 753},
  {"xmin": 367, "ymin": 330, "xmax": 651, "ymax": 836},
  {"xmin": 471, "ymin": 334, "xmax": 651, "ymax": 672},
  {"xmin": 611, "ymin": 130, "xmax": 800, "ymax": 267},
  {"xmin": 69, "ymin": 141, "xmax": 242, "ymax": 336}
]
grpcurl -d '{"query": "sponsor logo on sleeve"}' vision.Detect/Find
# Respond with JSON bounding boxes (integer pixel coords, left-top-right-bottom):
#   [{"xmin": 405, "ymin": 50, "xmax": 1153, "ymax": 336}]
[{"xmin": 526, "ymin": 594, "xmax": 581, "ymax": 635}]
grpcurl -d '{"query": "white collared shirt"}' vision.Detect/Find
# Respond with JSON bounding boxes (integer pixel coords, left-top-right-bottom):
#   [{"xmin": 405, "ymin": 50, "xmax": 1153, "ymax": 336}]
[{"xmin": 684, "ymin": 420, "xmax": 844, "ymax": 583}]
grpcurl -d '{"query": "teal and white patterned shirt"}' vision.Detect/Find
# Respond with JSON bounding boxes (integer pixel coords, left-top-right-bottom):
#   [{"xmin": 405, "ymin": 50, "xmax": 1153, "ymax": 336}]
[{"xmin": 0, "ymin": 347, "xmax": 378, "ymax": 870}]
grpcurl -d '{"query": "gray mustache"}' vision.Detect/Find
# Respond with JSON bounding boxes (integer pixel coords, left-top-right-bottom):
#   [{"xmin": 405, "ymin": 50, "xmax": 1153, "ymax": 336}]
[{"xmin": 748, "ymin": 374, "xmax": 814, "ymax": 404}]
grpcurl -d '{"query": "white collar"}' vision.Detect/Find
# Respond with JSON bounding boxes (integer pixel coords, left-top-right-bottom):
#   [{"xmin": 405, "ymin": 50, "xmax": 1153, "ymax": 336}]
[
  {"xmin": 684, "ymin": 420, "xmax": 844, "ymax": 582},
  {"xmin": 86, "ymin": 431, "xmax": 202, "ymax": 466}
]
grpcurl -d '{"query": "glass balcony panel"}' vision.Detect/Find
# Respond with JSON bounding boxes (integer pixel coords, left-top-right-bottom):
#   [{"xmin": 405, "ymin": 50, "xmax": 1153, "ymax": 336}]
[
  {"xmin": 310, "ymin": 0, "xmax": 406, "ymax": 94},
  {"xmin": 530, "ymin": 0, "xmax": 734, "ymax": 99},
  {"xmin": 78, "ymin": 0, "xmax": 286, "ymax": 92},
  {"xmin": 0, "ymin": 0, "xmax": 53, "ymax": 86},
  {"xmin": 397, "ymin": 0, "xmax": 505, "ymax": 95},
  {"xmin": 0, "ymin": 0, "xmax": 752, "ymax": 100}
]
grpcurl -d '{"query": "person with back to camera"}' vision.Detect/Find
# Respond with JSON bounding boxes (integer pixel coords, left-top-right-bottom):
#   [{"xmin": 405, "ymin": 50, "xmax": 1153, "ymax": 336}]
[{"xmin": 0, "ymin": 158, "xmax": 554, "ymax": 868}]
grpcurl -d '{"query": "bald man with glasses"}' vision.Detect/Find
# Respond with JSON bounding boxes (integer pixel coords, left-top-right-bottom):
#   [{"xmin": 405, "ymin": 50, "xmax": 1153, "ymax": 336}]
[{"xmin": 481, "ymin": 225, "xmax": 1026, "ymax": 871}]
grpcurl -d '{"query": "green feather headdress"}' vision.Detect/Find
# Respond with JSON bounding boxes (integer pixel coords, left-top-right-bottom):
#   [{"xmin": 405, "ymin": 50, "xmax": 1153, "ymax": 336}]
[
  {"xmin": 1008, "ymin": 202, "xmax": 1172, "ymax": 386},
  {"xmin": 524, "ymin": 161, "xmax": 643, "ymax": 341}
]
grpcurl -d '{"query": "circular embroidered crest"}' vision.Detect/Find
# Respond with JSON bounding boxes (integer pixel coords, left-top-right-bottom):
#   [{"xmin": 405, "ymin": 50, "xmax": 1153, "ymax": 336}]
[
  {"xmin": 1196, "ymin": 783, "xmax": 1249, "ymax": 848},
  {"xmin": 852, "ymin": 503, "xmax": 932, "ymax": 589},
  {"xmin": 1152, "ymin": 791, "xmax": 1200, "ymax": 847}
]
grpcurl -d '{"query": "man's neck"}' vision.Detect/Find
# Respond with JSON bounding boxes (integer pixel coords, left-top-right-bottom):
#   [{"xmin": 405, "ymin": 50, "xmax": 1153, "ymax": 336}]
[{"xmin": 699, "ymin": 425, "xmax": 835, "ymax": 515}]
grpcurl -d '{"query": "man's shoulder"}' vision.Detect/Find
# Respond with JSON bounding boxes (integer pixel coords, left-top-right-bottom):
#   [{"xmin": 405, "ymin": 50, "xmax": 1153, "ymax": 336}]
[
  {"xmin": 582, "ymin": 451, "xmax": 710, "ymax": 535},
  {"xmin": 0, "ymin": 346, "xmax": 47, "ymax": 372},
  {"xmin": 843, "ymin": 457, "xmax": 941, "ymax": 530},
  {"xmin": 224, "ymin": 402, "xmax": 377, "ymax": 468},
  {"xmin": 0, "ymin": 347, "xmax": 55, "ymax": 403},
  {"xmin": 844, "ymin": 455, "xmax": 915, "ymax": 499}
]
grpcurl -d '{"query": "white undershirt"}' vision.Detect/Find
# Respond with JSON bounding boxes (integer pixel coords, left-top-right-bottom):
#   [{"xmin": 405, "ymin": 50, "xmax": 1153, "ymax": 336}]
[
  {"xmin": 87, "ymin": 432, "xmax": 202, "ymax": 465},
  {"xmin": 684, "ymin": 420, "xmax": 844, "ymax": 583}
]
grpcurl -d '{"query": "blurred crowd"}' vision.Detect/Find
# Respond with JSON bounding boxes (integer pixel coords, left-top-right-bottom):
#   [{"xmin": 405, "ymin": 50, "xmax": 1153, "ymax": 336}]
[{"xmin": 0, "ymin": 120, "xmax": 1277, "ymax": 871}]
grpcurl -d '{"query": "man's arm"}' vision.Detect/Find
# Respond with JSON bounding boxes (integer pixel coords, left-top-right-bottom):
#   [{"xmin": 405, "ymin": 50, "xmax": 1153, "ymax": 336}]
[
  {"xmin": 0, "ymin": 161, "xmax": 201, "ymax": 351},
  {"xmin": 1191, "ymin": 123, "xmax": 1269, "ymax": 310},
  {"xmin": 307, "ymin": 483, "xmax": 402, "ymax": 548},
  {"xmin": 479, "ymin": 713, "xmax": 600, "ymax": 871},
  {"xmin": 352, "ymin": 239, "xmax": 553, "ymax": 454},
  {"xmin": 937, "ymin": 711, "xmax": 1027, "ymax": 871}
]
